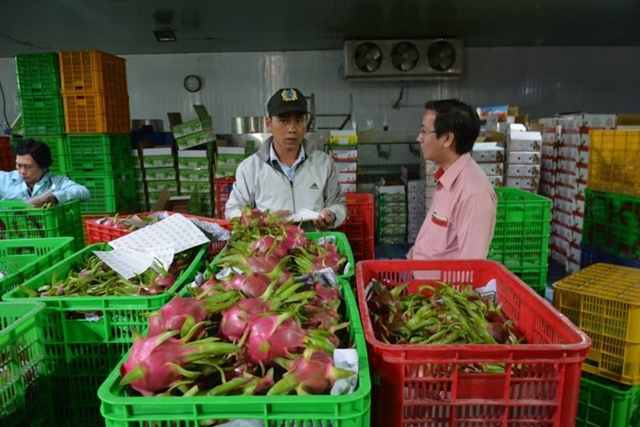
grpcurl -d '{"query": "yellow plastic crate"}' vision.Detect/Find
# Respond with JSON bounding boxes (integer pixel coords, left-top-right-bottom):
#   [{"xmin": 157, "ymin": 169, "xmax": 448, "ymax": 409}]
[
  {"xmin": 58, "ymin": 50, "xmax": 127, "ymax": 94},
  {"xmin": 553, "ymin": 263, "xmax": 640, "ymax": 385},
  {"xmin": 587, "ymin": 130, "xmax": 640, "ymax": 196}
]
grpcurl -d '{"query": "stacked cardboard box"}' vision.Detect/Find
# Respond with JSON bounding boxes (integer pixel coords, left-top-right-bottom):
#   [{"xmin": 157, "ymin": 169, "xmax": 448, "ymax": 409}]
[
  {"xmin": 546, "ymin": 114, "xmax": 616, "ymax": 273},
  {"xmin": 505, "ymin": 129, "xmax": 543, "ymax": 193},
  {"xmin": 376, "ymin": 185, "xmax": 406, "ymax": 244},
  {"xmin": 169, "ymin": 105, "xmax": 215, "ymax": 151},
  {"xmin": 329, "ymin": 131, "xmax": 358, "ymax": 194}
]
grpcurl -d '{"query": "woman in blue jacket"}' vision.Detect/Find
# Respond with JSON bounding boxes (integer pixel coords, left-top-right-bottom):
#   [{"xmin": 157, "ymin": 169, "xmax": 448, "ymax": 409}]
[{"xmin": 0, "ymin": 139, "xmax": 89, "ymax": 207}]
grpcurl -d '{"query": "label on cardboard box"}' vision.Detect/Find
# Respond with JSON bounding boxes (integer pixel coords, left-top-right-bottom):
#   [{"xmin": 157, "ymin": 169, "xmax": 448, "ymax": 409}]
[
  {"xmin": 335, "ymin": 162, "xmax": 357, "ymax": 173},
  {"xmin": 177, "ymin": 130, "xmax": 215, "ymax": 150},
  {"xmin": 331, "ymin": 149, "xmax": 357, "ymax": 162},
  {"xmin": 329, "ymin": 130, "xmax": 358, "ymax": 146},
  {"xmin": 339, "ymin": 172, "xmax": 356, "ymax": 184}
]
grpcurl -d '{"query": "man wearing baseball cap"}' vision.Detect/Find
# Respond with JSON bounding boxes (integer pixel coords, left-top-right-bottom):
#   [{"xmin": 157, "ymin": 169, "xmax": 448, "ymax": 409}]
[{"xmin": 225, "ymin": 88, "xmax": 347, "ymax": 229}]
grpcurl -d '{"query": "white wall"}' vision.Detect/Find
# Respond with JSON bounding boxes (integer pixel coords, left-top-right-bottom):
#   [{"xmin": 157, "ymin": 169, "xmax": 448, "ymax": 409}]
[{"xmin": 1, "ymin": 46, "xmax": 639, "ymax": 134}]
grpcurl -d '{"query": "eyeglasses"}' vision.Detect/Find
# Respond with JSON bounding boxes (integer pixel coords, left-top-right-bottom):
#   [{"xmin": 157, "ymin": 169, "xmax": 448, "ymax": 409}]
[{"xmin": 419, "ymin": 128, "xmax": 437, "ymax": 135}]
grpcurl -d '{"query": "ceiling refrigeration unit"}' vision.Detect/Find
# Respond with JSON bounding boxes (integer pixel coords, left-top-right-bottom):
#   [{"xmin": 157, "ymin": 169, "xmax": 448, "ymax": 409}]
[{"xmin": 344, "ymin": 38, "xmax": 463, "ymax": 81}]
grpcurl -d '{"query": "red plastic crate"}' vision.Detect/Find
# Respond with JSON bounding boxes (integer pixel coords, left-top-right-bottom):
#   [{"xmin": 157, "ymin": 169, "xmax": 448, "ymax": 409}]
[
  {"xmin": 0, "ymin": 136, "xmax": 12, "ymax": 171},
  {"xmin": 338, "ymin": 193, "xmax": 374, "ymax": 237},
  {"xmin": 348, "ymin": 237, "xmax": 375, "ymax": 262},
  {"xmin": 355, "ymin": 259, "xmax": 591, "ymax": 427},
  {"xmin": 214, "ymin": 177, "xmax": 235, "ymax": 219},
  {"xmin": 85, "ymin": 211, "xmax": 231, "ymax": 256}
]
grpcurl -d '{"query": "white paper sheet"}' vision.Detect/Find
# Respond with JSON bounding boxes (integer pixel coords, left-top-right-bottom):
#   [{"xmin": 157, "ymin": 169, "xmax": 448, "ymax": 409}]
[
  {"xmin": 286, "ymin": 208, "xmax": 320, "ymax": 222},
  {"xmin": 94, "ymin": 247, "xmax": 155, "ymax": 279},
  {"xmin": 109, "ymin": 213, "xmax": 209, "ymax": 253}
]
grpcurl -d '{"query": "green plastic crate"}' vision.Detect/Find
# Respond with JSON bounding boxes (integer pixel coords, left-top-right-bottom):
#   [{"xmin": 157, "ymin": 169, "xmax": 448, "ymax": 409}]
[
  {"xmin": 0, "ymin": 301, "xmax": 54, "ymax": 427},
  {"xmin": 67, "ymin": 133, "xmax": 134, "ymax": 174},
  {"xmin": 0, "ymin": 237, "xmax": 74, "ymax": 297},
  {"xmin": 2, "ymin": 242, "xmax": 208, "ymax": 426},
  {"xmin": 582, "ymin": 189, "xmax": 640, "ymax": 262},
  {"xmin": 510, "ymin": 265, "xmax": 548, "ymax": 297},
  {"xmin": 23, "ymin": 134, "xmax": 68, "ymax": 175},
  {"xmin": 15, "ymin": 52, "xmax": 61, "ymax": 96},
  {"xmin": 73, "ymin": 171, "xmax": 137, "ymax": 214},
  {"xmin": 19, "ymin": 94, "xmax": 65, "ymax": 135},
  {"xmin": 0, "ymin": 200, "xmax": 84, "ymax": 251},
  {"xmin": 489, "ymin": 187, "xmax": 552, "ymax": 268},
  {"xmin": 577, "ymin": 372, "xmax": 640, "ymax": 427},
  {"xmin": 98, "ymin": 280, "xmax": 371, "ymax": 427}
]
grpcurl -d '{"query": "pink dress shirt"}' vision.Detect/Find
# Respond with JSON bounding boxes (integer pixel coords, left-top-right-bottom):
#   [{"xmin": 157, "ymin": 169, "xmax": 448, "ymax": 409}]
[{"xmin": 413, "ymin": 153, "xmax": 497, "ymax": 260}]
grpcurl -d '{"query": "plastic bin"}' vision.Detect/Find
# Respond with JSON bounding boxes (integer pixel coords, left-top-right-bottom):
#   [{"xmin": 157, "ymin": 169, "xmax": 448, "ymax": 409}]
[
  {"xmin": 0, "ymin": 200, "xmax": 84, "ymax": 251},
  {"xmin": 336, "ymin": 193, "xmax": 375, "ymax": 263},
  {"xmin": 214, "ymin": 176, "xmax": 235, "ymax": 219},
  {"xmin": 580, "ymin": 245, "xmax": 640, "ymax": 269},
  {"xmin": 85, "ymin": 211, "xmax": 232, "ymax": 256},
  {"xmin": 587, "ymin": 129, "xmax": 640, "ymax": 196},
  {"xmin": 553, "ymin": 263, "xmax": 640, "ymax": 385},
  {"xmin": 576, "ymin": 372, "xmax": 640, "ymax": 427},
  {"xmin": 58, "ymin": 50, "xmax": 127, "ymax": 94},
  {"xmin": 489, "ymin": 187, "xmax": 552, "ymax": 269},
  {"xmin": 2, "ymin": 242, "xmax": 208, "ymax": 426},
  {"xmin": 19, "ymin": 94, "xmax": 65, "ymax": 135},
  {"xmin": 0, "ymin": 136, "xmax": 12, "ymax": 171},
  {"xmin": 0, "ymin": 237, "xmax": 74, "ymax": 297},
  {"xmin": 582, "ymin": 189, "xmax": 640, "ymax": 262},
  {"xmin": 0, "ymin": 301, "xmax": 53, "ymax": 427},
  {"xmin": 67, "ymin": 133, "xmax": 134, "ymax": 174},
  {"xmin": 15, "ymin": 52, "xmax": 61, "ymax": 96},
  {"xmin": 73, "ymin": 171, "xmax": 137, "ymax": 214},
  {"xmin": 356, "ymin": 259, "xmax": 591, "ymax": 427},
  {"xmin": 62, "ymin": 92, "xmax": 130, "ymax": 134},
  {"xmin": 98, "ymin": 281, "xmax": 371, "ymax": 427}
]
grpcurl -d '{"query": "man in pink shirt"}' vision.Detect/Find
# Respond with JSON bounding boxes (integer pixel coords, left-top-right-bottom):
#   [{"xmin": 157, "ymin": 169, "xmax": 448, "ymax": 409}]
[{"xmin": 407, "ymin": 99, "xmax": 497, "ymax": 260}]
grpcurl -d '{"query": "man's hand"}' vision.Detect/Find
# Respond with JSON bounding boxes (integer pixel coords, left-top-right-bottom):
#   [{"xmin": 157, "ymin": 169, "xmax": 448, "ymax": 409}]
[
  {"xmin": 26, "ymin": 192, "xmax": 57, "ymax": 208},
  {"xmin": 312, "ymin": 209, "xmax": 334, "ymax": 230},
  {"xmin": 406, "ymin": 245, "xmax": 414, "ymax": 259}
]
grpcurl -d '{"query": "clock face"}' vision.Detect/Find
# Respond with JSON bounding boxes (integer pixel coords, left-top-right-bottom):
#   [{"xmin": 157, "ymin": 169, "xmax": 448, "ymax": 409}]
[{"xmin": 184, "ymin": 75, "xmax": 201, "ymax": 92}]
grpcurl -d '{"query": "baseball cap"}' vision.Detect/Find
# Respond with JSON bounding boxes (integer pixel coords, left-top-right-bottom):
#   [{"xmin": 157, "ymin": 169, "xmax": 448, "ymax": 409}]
[{"xmin": 267, "ymin": 88, "xmax": 309, "ymax": 116}]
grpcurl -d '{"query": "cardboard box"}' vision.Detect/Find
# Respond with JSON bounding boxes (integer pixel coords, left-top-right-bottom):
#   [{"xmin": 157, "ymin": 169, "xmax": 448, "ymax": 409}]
[
  {"xmin": 338, "ymin": 172, "xmax": 356, "ymax": 184},
  {"xmin": 508, "ymin": 131, "xmax": 542, "ymax": 151},
  {"xmin": 340, "ymin": 183, "xmax": 357, "ymax": 193},
  {"xmin": 331, "ymin": 149, "xmax": 358, "ymax": 162},
  {"xmin": 507, "ymin": 151, "xmax": 540, "ymax": 165},
  {"xmin": 471, "ymin": 142, "xmax": 504, "ymax": 163},
  {"xmin": 214, "ymin": 165, "xmax": 237, "ymax": 178},
  {"xmin": 169, "ymin": 105, "xmax": 215, "ymax": 150},
  {"xmin": 335, "ymin": 162, "xmax": 357, "ymax": 173},
  {"xmin": 405, "ymin": 180, "xmax": 423, "ymax": 193},
  {"xmin": 216, "ymin": 147, "xmax": 247, "ymax": 166},
  {"xmin": 178, "ymin": 150, "xmax": 209, "ymax": 169}
]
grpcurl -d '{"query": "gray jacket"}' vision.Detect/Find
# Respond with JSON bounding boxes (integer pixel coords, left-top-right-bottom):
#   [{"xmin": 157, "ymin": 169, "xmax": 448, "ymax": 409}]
[{"xmin": 224, "ymin": 137, "xmax": 347, "ymax": 228}]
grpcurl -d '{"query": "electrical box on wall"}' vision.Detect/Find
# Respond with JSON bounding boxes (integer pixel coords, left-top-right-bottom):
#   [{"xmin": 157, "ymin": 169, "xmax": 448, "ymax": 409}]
[{"xmin": 344, "ymin": 38, "xmax": 463, "ymax": 81}]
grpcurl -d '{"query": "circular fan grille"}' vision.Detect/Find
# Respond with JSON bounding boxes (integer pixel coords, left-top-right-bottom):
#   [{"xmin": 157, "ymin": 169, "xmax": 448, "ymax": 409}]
[
  {"xmin": 353, "ymin": 42, "xmax": 382, "ymax": 73},
  {"xmin": 427, "ymin": 40, "xmax": 457, "ymax": 71},
  {"xmin": 391, "ymin": 41, "xmax": 419, "ymax": 72}
]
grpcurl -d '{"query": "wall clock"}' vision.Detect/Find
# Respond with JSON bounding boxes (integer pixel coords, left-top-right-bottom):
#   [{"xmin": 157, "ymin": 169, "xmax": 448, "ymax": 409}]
[{"xmin": 184, "ymin": 75, "xmax": 202, "ymax": 92}]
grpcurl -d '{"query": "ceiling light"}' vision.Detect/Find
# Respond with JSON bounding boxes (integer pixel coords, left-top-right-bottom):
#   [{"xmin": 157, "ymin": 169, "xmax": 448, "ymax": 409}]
[{"xmin": 154, "ymin": 29, "xmax": 176, "ymax": 42}]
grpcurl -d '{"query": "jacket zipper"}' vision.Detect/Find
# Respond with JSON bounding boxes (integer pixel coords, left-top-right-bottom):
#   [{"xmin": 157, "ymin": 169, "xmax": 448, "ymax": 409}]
[{"xmin": 289, "ymin": 179, "xmax": 296, "ymax": 212}]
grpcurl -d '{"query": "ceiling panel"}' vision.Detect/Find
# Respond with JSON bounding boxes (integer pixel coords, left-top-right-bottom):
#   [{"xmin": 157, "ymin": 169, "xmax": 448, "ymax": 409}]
[{"xmin": 1, "ymin": 0, "xmax": 639, "ymax": 58}]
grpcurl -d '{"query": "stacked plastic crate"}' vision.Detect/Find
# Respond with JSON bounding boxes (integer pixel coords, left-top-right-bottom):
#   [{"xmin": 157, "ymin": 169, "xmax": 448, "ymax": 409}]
[
  {"xmin": 581, "ymin": 129, "xmax": 640, "ymax": 267},
  {"xmin": 59, "ymin": 50, "xmax": 135, "ymax": 215},
  {"xmin": 211, "ymin": 144, "xmax": 252, "ymax": 219},
  {"xmin": 335, "ymin": 193, "xmax": 375, "ymax": 262},
  {"xmin": 552, "ymin": 264, "xmax": 640, "ymax": 427},
  {"xmin": 376, "ymin": 185, "xmax": 406, "ymax": 245},
  {"xmin": 505, "ymin": 129, "xmax": 543, "ymax": 193},
  {"xmin": 0, "ymin": 136, "xmax": 12, "ymax": 171},
  {"xmin": 488, "ymin": 188, "xmax": 552, "ymax": 296},
  {"xmin": 14, "ymin": 53, "xmax": 68, "ymax": 175}
]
